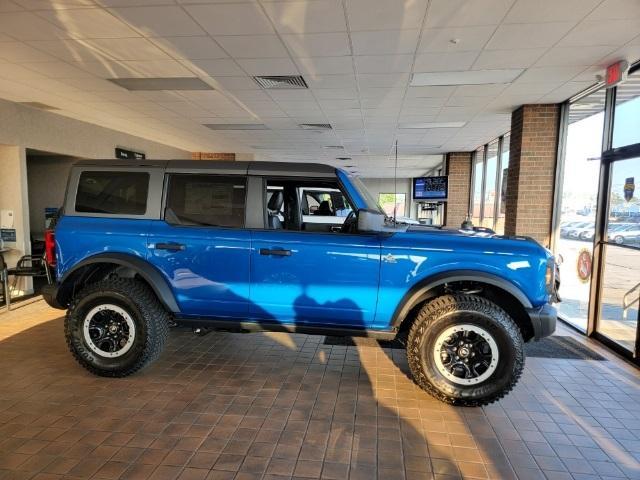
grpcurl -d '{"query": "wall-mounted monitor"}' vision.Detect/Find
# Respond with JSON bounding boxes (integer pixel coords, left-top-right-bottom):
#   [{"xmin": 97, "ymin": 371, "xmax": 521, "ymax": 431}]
[{"xmin": 413, "ymin": 176, "xmax": 448, "ymax": 201}]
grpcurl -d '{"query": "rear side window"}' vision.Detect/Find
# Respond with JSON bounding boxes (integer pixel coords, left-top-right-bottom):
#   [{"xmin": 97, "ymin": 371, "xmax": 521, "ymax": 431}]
[
  {"xmin": 165, "ymin": 174, "xmax": 246, "ymax": 228},
  {"xmin": 75, "ymin": 171, "xmax": 149, "ymax": 215}
]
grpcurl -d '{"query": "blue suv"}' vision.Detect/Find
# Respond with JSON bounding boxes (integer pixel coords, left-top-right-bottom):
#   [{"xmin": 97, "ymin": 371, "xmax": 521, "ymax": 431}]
[{"xmin": 43, "ymin": 160, "xmax": 558, "ymax": 406}]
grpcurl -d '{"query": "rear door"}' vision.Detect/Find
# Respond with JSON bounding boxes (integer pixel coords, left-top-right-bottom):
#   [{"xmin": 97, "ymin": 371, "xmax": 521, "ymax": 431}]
[
  {"xmin": 249, "ymin": 177, "xmax": 381, "ymax": 328},
  {"xmin": 147, "ymin": 173, "xmax": 251, "ymax": 318}
]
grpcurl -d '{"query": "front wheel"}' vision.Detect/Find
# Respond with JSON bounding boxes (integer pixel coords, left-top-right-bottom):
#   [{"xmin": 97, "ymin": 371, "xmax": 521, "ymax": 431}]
[
  {"xmin": 65, "ymin": 278, "xmax": 169, "ymax": 377},
  {"xmin": 407, "ymin": 294, "xmax": 524, "ymax": 406}
]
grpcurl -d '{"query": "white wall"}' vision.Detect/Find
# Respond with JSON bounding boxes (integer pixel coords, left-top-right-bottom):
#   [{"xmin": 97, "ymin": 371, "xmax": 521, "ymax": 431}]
[{"xmin": 361, "ymin": 178, "xmax": 414, "ymax": 218}]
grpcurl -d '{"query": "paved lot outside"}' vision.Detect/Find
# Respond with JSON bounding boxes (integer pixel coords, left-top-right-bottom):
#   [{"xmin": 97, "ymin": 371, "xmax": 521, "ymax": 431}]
[{"xmin": 1, "ymin": 302, "xmax": 640, "ymax": 480}]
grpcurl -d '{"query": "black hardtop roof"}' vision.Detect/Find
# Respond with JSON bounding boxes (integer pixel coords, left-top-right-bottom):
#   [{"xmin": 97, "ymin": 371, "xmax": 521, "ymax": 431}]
[{"xmin": 72, "ymin": 159, "xmax": 337, "ymax": 177}]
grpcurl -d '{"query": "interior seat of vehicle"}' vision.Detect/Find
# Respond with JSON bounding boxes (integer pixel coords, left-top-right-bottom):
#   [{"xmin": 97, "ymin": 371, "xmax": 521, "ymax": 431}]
[
  {"xmin": 315, "ymin": 200, "xmax": 333, "ymax": 216},
  {"xmin": 267, "ymin": 191, "xmax": 284, "ymax": 229}
]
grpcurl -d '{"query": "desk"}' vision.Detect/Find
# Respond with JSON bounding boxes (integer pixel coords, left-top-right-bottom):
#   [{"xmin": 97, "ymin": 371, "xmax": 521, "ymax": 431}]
[{"xmin": 0, "ymin": 247, "xmax": 12, "ymax": 310}]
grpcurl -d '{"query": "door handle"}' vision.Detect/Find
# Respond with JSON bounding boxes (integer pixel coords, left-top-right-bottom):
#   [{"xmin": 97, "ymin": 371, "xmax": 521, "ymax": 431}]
[
  {"xmin": 154, "ymin": 242, "xmax": 185, "ymax": 251},
  {"xmin": 259, "ymin": 248, "xmax": 292, "ymax": 257}
]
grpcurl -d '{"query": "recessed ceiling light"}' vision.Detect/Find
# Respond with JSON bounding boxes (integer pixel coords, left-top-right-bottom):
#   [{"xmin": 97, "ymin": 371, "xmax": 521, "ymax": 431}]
[
  {"xmin": 299, "ymin": 123, "xmax": 332, "ymax": 130},
  {"xmin": 204, "ymin": 124, "xmax": 268, "ymax": 130},
  {"xmin": 253, "ymin": 75, "xmax": 308, "ymax": 89},
  {"xmin": 410, "ymin": 69, "xmax": 523, "ymax": 86},
  {"xmin": 108, "ymin": 77, "xmax": 214, "ymax": 91},
  {"xmin": 18, "ymin": 101, "xmax": 59, "ymax": 110},
  {"xmin": 398, "ymin": 122, "xmax": 466, "ymax": 129}
]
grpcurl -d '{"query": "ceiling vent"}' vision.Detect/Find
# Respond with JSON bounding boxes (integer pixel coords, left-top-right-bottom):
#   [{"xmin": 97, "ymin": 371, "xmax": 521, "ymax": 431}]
[
  {"xmin": 253, "ymin": 75, "xmax": 308, "ymax": 89},
  {"xmin": 108, "ymin": 77, "xmax": 214, "ymax": 91},
  {"xmin": 19, "ymin": 101, "xmax": 59, "ymax": 110},
  {"xmin": 205, "ymin": 124, "xmax": 268, "ymax": 130},
  {"xmin": 299, "ymin": 123, "xmax": 332, "ymax": 130}
]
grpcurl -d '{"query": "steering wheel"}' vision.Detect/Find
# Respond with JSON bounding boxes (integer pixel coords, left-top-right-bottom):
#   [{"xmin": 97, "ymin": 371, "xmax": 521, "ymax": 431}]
[{"xmin": 341, "ymin": 210, "xmax": 357, "ymax": 233}]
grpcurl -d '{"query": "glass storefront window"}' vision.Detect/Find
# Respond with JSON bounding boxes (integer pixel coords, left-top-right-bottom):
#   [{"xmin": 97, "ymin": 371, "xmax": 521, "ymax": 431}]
[
  {"xmin": 482, "ymin": 141, "xmax": 499, "ymax": 228},
  {"xmin": 613, "ymin": 71, "xmax": 640, "ymax": 148},
  {"xmin": 555, "ymin": 90, "xmax": 606, "ymax": 332},
  {"xmin": 471, "ymin": 148, "xmax": 484, "ymax": 225},
  {"xmin": 495, "ymin": 134, "xmax": 510, "ymax": 235}
]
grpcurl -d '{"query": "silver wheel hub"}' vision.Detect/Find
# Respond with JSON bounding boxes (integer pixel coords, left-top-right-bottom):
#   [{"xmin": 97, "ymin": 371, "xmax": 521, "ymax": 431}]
[
  {"xmin": 83, "ymin": 304, "xmax": 135, "ymax": 358},
  {"xmin": 433, "ymin": 324, "xmax": 499, "ymax": 386}
]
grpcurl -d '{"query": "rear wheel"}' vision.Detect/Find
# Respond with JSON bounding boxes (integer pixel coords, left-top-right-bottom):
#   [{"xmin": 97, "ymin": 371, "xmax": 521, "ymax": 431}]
[
  {"xmin": 407, "ymin": 294, "xmax": 524, "ymax": 406},
  {"xmin": 65, "ymin": 278, "xmax": 169, "ymax": 377}
]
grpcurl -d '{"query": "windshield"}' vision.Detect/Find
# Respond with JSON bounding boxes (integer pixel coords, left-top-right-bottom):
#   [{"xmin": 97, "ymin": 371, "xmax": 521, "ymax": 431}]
[{"xmin": 350, "ymin": 176, "xmax": 385, "ymax": 214}]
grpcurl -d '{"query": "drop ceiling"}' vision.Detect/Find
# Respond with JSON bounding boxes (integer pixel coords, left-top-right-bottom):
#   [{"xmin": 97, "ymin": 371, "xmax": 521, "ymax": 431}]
[{"xmin": 0, "ymin": 0, "xmax": 639, "ymax": 177}]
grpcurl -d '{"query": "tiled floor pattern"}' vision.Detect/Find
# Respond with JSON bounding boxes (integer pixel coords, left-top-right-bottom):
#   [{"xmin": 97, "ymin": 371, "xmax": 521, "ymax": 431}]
[{"xmin": 1, "ymin": 301, "xmax": 640, "ymax": 480}]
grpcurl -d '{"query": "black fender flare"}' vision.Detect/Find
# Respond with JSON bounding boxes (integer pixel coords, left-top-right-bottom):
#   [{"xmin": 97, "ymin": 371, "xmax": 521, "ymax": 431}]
[
  {"xmin": 391, "ymin": 270, "xmax": 533, "ymax": 328},
  {"xmin": 58, "ymin": 253, "xmax": 180, "ymax": 313}
]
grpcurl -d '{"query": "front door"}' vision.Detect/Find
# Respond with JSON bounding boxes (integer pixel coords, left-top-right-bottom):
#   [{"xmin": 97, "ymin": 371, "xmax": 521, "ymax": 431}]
[
  {"xmin": 147, "ymin": 173, "xmax": 251, "ymax": 318},
  {"xmin": 250, "ymin": 178, "xmax": 381, "ymax": 328}
]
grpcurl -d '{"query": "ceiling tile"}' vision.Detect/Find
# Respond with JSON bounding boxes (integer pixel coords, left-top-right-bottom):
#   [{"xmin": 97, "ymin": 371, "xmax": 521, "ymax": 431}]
[
  {"xmin": 0, "ymin": 42, "xmax": 56, "ymax": 62},
  {"xmin": 418, "ymin": 26, "xmax": 496, "ymax": 53},
  {"xmin": 22, "ymin": 61, "xmax": 94, "ymax": 78},
  {"xmin": 35, "ymin": 8, "xmax": 140, "ymax": 39},
  {"xmin": 585, "ymin": 0, "xmax": 640, "ymax": 20},
  {"xmin": 516, "ymin": 66, "xmax": 585, "ymax": 83},
  {"xmin": 262, "ymin": 0, "xmax": 346, "ymax": 34},
  {"xmin": 354, "ymin": 55, "xmax": 413, "ymax": 74},
  {"xmin": 295, "ymin": 56, "xmax": 354, "ymax": 75},
  {"xmin": 504, "ymin": 0, "xmax": 601, "ymax": 23},
  {"xmin": 413, "ymin": 51, "xmax": 478, "ymax": 72},
  {"xmin": 535, "ymin": 46, "xmax": 617, "ymax": 67},
  {"xmin": 0, "ymin": 11, "xmax": 72, "ymax": 40},
  {"xmin": 346, "ymin": 0, "xmax": 428, "ymax": 31},
  {"xmin": 559, "ymin": 19, "xmax": 640, "ymax": 46},
  {"xmin": 472, "ymin": 48, "xmax": 545, "ymax": 69},
  {"xmin": 486, "ymin": 22, "xmax": 576, "ymax": 49},
  {"xmin": 108, "ymin": 6, "xmax": 206, "ymax": 37},
  {"xmin": 85, "ymin": 38, "xmax": 171, "ymax": 60},
  {"xmin": 236, "ymin": 57, "xmax": 299, "ymax": 76},
  {"xmin": 183, "ymin": 3, "xmax": 273, "ymax": 36},
  {"xmin": 357, "ymin": 73, "xmax": 410, "ymax": 88},
  {"xmin": 425, "ymin": 0, "xmax": 514, "ymax": 27},
  {"xmin": 350, "ymin": 29, "xmax": 419, "ymax": 55},
  {"xmin": 149, "ymin": 36, "xmax": 228, "ymax": 60},
  {"xmin": 281, "ymin": 33, "xmax": 351, "ymax": 57},
  {"xmin": 188, "ymin": 59, "xmax": 245, "ymax": 76},
  {"xmin": 454, "ymin": 84, "xmax": 508, "ymax": 96},
  {"xmin": 405, "ymin": 85, "xmax": 456, "ymax": 98},
  {"xmin": 121, "ymin": 60, "xmax": 194, "ymax": 77},
  {"xmin": 214, "ymin": 35, "xmax": 288, "ymax": 58}
]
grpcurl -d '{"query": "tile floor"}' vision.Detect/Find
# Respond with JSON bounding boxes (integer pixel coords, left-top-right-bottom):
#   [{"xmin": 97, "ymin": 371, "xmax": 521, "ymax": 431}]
[{"xmin": 1, "ymin": 301, "xmax": 640, "ymax": 480}]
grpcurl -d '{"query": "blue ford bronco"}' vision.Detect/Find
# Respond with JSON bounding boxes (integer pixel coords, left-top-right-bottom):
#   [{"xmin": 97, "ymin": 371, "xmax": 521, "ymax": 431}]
[{"xmin": 43, "ymin": 160, "xmax": 558, "ymax": 406}]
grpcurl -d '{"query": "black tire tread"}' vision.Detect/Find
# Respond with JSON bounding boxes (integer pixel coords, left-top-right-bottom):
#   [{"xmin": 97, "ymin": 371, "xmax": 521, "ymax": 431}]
[
  {"xmin": 64, "ymin": 277, "xmax": 169, "ymax": 377},
  {"xmin": 407, "ymin": 294, "xmax": 524, "ymax": 407}
]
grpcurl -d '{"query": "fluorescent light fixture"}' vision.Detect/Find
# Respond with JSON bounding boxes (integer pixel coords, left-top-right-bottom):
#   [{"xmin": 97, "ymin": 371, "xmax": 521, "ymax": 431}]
[
  {"xmin": 109, "ymin": 77, "xmax": 214, "ymax": 91},
  {"xmin": 204, "ymin": 124, "xmax": 268, "ymax": 130},
  {"xmin": 410, "ymin": 69, "xmax": 523, "ymax": 86},
  {"xmin": 323, "ymin": 145, "xmax": 344, "ymax": 150},
  {"xmin": 399, "ymin": 122, "xmax": 466, "ymax": 129}
]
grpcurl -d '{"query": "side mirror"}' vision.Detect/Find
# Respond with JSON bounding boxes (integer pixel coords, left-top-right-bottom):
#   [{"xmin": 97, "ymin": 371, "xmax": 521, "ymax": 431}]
[{"xmin": 357, "ymin": 209, "xmax": 386, "ymax": 233}]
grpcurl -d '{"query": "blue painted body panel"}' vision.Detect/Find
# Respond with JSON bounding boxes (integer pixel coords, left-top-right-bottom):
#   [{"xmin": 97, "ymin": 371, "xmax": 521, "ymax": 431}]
[
  {"xmin": 55, "ymin": 171, "xmax": 552, "ymax": 332},
  {"xmin": 249, "ymin": 230, "xmax": 381, "ymax": 327}
]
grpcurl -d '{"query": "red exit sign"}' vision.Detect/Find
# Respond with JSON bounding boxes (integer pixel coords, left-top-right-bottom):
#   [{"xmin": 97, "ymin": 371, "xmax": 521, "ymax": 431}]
[{"xmin": 605, "ymin": 60, "xmax": 629, "ymax": 88}]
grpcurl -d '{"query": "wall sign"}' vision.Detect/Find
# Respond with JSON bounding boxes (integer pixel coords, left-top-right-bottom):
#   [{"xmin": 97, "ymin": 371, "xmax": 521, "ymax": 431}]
[
  {"xmin": 413, "ymin": 176, "xmax": 448, "ymax": 200},
  {"xmin": 0, "ymin": 228, "xmax": 16, "ymax": 243},
  {"xmin": 115, "ymin": 147, "xmax": 145, "ymax": 160},
  {"xmin": 624, "ymin": 177, "xmax": 635, "ymax": 202},
  {"xmin": 576, "ymin": 248, "xmax": 592, "ymax": 283}
]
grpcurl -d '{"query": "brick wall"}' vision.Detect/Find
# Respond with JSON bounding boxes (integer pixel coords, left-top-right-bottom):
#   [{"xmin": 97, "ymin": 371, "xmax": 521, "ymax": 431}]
[
  {"xmin": 445, "ymin": 152, "xmax": 472, "ymax": 228},
  {"xmin": 504, "ymin": 104, "xmax": 560, "ymax": 246}
]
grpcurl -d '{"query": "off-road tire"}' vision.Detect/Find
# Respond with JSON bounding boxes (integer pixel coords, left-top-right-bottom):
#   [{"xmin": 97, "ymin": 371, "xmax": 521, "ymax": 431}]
[
  {"xmin": 65, "ymin": 278, "xmax": 169, "ymax": 377},
  {"xmin": 407, "ymin": 294, "xmax": 524, "ymax": 406}
]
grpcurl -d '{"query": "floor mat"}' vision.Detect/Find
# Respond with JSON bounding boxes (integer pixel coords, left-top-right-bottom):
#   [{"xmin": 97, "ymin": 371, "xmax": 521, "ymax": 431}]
[{"xmin": 323, "ymin": 335, "xmax": 606, "ymax": 361}]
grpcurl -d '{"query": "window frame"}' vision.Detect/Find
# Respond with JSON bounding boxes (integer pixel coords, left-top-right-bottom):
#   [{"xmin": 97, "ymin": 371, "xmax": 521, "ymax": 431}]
[
  {"xmin": 66, "ymin": 165, "xmax": 164, "ymax": 220},
  {"xmin": 161, "ymin": 173, "xmax": 249, "ymax": 230}
]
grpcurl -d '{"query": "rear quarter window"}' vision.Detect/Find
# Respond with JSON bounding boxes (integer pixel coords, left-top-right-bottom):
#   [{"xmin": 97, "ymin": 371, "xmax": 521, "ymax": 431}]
[{"xmin": 75, "ymin": 171, "xmax": 149, "ymax": 215}]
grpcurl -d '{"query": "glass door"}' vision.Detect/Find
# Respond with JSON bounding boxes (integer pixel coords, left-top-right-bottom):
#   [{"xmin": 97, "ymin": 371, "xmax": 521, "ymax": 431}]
[{"xmin": 595, "ymin": 154, "xmax": 640, "ymax": 354}]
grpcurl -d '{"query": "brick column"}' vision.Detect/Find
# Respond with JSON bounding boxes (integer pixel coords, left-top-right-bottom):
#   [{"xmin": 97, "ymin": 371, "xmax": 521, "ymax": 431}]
[
  {"xmin": 504, "ymin": 104, "xmax": 560, "ymax": 246},
  {"xmin": 444, "ymin": 152, "xmax": 472, "ymax": 228}
]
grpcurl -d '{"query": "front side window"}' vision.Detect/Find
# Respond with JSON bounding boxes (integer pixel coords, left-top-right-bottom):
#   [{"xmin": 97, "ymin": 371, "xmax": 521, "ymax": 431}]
[
  {"xmin": 166, "ymin": 174, "xmax": 246, "ymax": 228},
  {"xmin": 266, "ymin": 180, "xmax": 352, "ymax": 232},
  {"xmin": 75, "ymin": 171, "xmax": 149, "ymax": 215}
]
